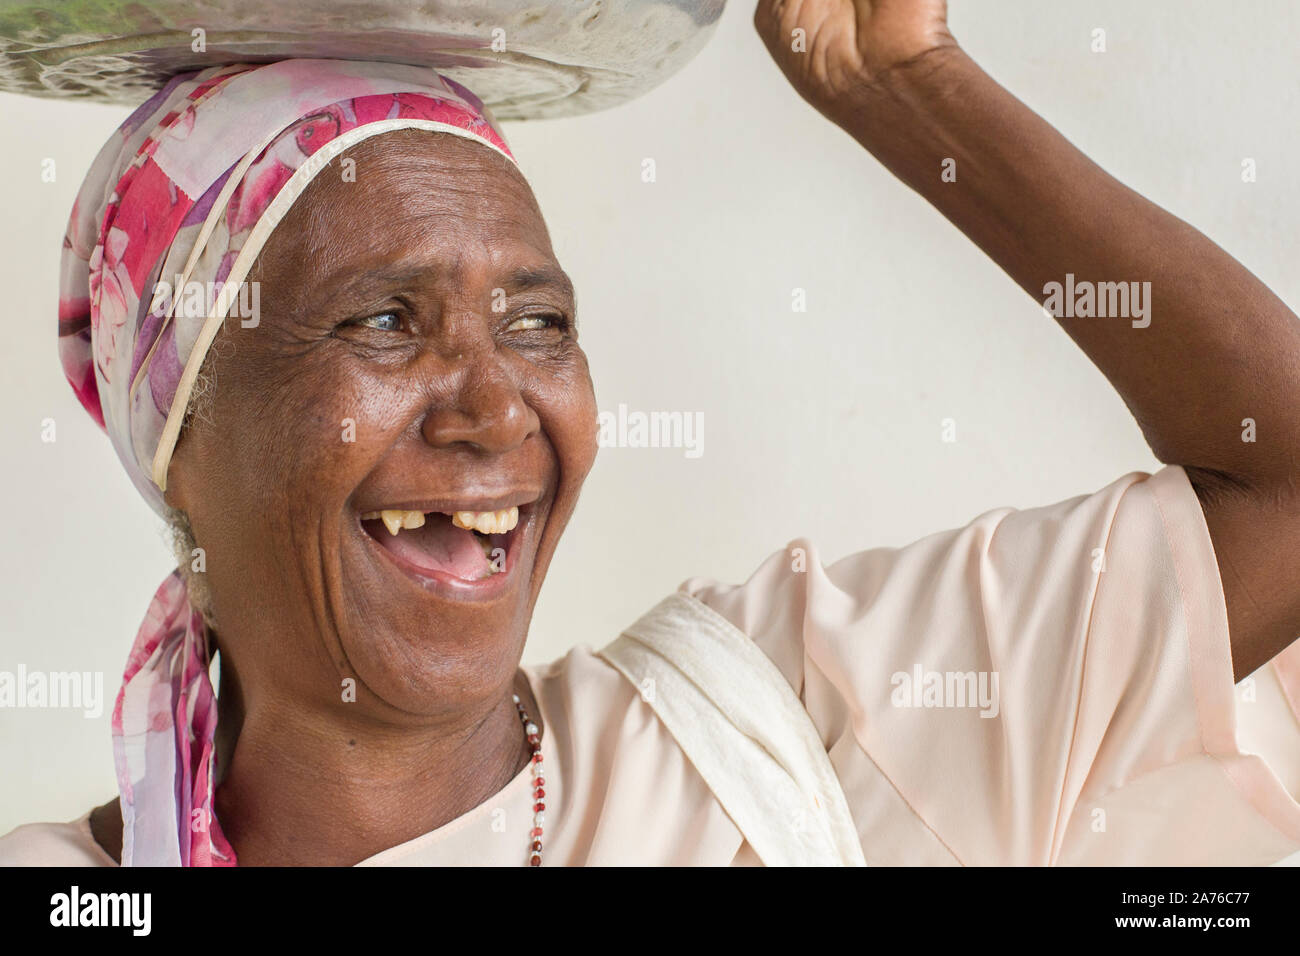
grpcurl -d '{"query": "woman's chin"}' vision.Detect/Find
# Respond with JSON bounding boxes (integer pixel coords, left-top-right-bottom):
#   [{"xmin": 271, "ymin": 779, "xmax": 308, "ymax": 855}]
[{"xmin": 333, "ymin": 603, "xmax": 529, "ymax": 716}]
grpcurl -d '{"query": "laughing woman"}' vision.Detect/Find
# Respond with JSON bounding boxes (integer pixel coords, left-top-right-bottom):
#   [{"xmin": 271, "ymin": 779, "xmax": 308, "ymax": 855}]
[{"xmin": 4, "ymin": 0, "xmax": 1300, "ymax": 866}]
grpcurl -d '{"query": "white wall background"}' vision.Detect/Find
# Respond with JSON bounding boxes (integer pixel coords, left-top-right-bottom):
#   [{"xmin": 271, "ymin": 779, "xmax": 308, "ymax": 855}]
[{"xmin": 2, "ymin": 0, "xmax": 1298, "ymax": 843}]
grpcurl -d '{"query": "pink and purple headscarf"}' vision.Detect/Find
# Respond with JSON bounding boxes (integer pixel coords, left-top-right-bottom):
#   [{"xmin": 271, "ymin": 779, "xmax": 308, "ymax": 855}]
[{"xmin": 57, "ymin": 59, "xmax": 517, "ymax": 866}]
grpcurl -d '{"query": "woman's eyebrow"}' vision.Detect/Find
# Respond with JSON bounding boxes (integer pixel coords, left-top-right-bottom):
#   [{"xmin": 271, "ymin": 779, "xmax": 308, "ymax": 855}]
[
  {"xmin": 320, "ymin": 264, "xmax": 574, "ymax": 305},
  {"xmin": 324, "ymin": 266, "xmax": 429, "ymax": 304},
  {"xmin": 504, "ymin": 266, "xmax": 575, "ymax": 300}
]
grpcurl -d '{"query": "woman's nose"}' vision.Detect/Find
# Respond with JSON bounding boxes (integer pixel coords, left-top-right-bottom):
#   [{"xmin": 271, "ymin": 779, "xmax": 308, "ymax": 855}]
[{"xmin": 420, "ymin": 352, "xmax": 539, "ymax": 454}]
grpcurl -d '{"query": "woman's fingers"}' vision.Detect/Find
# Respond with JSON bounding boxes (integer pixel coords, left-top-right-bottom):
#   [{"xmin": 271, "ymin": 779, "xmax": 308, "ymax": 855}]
[{"xmin": 754, "ymin": 0, "xmax": 955, "ymax": 124}]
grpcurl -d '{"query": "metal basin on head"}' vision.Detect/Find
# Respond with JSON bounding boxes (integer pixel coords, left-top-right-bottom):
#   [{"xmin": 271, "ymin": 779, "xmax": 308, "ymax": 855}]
[{"xmin": 0, "ymin": 0, "xmax": 727, "ymax": 119}]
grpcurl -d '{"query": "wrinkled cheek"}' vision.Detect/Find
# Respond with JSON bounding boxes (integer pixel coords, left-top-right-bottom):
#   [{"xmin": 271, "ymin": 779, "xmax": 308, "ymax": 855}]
[
  {"xmin": 575, "ymin": 405, "xmax": 600, "ymax": 479},
  {"xmin": 209, "ymin": 369, "xmax": 378, "ymax": 543},
  {"xmin": 227, "ymin": 383, "xmax": 387, "ymax": 606},
  {"xmin": 549, "ymin": 361, "xmax": 600, "ymax": 482},
  {"xmin": 282, "ymin": 366, "xmax": 383, "ymax": 462},
  {"xmin": 577, "ymin": 393, "xmax": 601, "ymax": 479}
]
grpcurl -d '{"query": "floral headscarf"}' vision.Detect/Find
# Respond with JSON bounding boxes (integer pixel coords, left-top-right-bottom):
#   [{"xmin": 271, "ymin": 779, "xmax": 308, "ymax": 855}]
[{"xmin": 57, "ymin": 59, "xmax": 517, "ymax": 866}]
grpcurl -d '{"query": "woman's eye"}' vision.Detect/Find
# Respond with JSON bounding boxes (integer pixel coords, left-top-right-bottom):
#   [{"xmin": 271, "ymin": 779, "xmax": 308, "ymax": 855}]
[
  {"xmin": 355, "ymin": 312, "xmax": 402, "ymax": 332},
  {"xmin": 506, "ymin": 314, "xmax": 564, "ymax": 332}
]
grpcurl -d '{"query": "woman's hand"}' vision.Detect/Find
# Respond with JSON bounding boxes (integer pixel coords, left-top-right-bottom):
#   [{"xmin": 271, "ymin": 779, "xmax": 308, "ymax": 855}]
[{"xmin": 753, "ymin": 0, "xmax": 956, "ymax": 126}]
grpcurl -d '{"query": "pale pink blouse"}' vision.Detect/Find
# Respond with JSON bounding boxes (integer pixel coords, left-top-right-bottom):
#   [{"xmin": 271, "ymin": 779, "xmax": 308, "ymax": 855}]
[{"xmin": 4, "ymin": 465, "xmax": 1299, "ymax": 865}]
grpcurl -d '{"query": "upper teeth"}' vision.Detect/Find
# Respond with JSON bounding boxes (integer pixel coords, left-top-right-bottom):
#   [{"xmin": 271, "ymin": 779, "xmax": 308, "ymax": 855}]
[
  {"xmin": 361, "ymin": 506, "xmax": 519, "ymax": 537},
  {"xmin": 452, "ymin": 508, "xmax": 519, "ymax": 535}
]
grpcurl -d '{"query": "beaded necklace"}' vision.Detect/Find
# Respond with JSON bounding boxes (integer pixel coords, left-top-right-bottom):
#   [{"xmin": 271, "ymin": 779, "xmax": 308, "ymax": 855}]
[{"xmin": 512, "ymin": 693, "xmax": 545, "ymax": 866}]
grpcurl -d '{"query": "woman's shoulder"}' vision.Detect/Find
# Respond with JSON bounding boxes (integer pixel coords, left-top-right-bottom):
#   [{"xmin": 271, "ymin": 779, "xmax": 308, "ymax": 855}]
[
  {"xmin": 523, "ymin": 642, "xmax": 689, "ymax": 772},
  {"xmin": 0, "ymin": 810, "xmax": 118, "ymax": 867},
  {"xmin": 525, "ymin": 643, "xmax": 638, "ymax": 715}
]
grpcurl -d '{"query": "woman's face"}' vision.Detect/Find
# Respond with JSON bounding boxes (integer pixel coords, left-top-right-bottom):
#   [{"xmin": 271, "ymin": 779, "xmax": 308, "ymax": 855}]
[{"xmin": 167, "ymin": 129, "xmax": 598, "ymax": 722}]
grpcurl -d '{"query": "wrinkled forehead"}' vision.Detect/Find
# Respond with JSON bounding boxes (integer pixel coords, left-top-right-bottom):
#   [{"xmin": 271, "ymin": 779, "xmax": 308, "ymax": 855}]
[{"xmin": 255, "ymin": 129, "xmax": 556, "ymax": 301}]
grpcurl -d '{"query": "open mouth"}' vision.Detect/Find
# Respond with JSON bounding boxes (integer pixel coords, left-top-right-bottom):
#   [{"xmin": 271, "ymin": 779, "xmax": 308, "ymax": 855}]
[{"xmin": 360, "ymin": 505, "xmax": 526, "ymax": 584}]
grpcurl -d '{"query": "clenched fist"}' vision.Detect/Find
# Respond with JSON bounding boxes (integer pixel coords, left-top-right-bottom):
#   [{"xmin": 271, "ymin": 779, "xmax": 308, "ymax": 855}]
[{"xmin": 753, "ymin": 0, "xmax": 956, "ymax": 127}]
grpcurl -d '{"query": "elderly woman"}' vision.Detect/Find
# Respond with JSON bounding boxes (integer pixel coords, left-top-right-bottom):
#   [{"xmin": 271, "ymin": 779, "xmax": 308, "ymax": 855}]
[{"xmin": 3, "ymin": 0, "xmax": 1300, "ymax": 867}]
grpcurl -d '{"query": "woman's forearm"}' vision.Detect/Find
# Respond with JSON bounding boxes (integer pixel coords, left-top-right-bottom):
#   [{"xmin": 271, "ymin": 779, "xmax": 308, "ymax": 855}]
[{"xmin": 838, "ymin": 46, "xmax": 1300, "ymax": 487}]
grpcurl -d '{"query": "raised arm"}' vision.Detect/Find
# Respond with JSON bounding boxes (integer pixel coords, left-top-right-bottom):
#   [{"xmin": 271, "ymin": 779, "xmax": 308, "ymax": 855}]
[{"xmin": 754, "ymin": 0, "xmax": 1300, "ymax": 678}]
